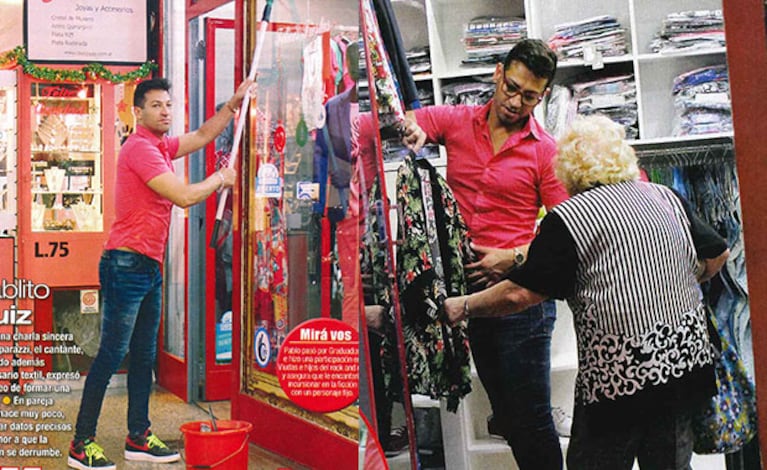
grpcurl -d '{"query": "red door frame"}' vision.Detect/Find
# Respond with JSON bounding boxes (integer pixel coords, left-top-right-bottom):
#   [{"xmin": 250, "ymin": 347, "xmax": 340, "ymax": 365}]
[
  {"xmin": 722, "ymin": 0, "xmax": 767, "ymax": 457},
  {"xmin": 203, "ymin": 17, "xmax": 236, "ymax": 401},
  {"xmin": 158, "ymin": 0, "xmax": 241, "ymax": 403},
  {"xmin": 186, "ymin": 0, "xmax": 230, "ymax": 20}
]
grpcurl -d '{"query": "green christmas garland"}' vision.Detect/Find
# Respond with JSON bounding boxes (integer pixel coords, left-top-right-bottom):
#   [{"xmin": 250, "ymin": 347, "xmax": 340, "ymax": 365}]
[{"xmin": 0, "ymin": 46, "xmax": 157, "ymax": 83}]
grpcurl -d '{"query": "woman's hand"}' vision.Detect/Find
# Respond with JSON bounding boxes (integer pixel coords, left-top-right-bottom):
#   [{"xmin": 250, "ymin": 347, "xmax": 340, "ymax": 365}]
[{"xmin": 444, "ymin": 296, "xmax": 467, "ymax": 326}]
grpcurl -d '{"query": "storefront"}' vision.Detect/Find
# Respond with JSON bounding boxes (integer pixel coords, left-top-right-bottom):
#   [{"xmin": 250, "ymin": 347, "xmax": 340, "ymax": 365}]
[{"xmin": 0, "ymin": 0, "xmax": 766, "ymax": 468}]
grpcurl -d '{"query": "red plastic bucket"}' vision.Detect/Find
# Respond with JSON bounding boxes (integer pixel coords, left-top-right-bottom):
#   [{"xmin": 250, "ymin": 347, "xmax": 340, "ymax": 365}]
[{"xmin": 180, "ymin": 420, "xmax": 253, "ymax": 469}]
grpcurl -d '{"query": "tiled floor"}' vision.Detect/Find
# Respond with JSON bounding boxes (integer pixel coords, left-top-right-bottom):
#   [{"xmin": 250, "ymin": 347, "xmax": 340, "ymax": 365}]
[{"xmin": 0, "ymin": 383, "xmax": 309, "ymax": 469}]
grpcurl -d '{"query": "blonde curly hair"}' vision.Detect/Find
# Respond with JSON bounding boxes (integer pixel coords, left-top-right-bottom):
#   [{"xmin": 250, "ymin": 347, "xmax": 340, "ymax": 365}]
[{"xmin": 555, "ymin": 115, "xmax": 639, "ymax": 195}]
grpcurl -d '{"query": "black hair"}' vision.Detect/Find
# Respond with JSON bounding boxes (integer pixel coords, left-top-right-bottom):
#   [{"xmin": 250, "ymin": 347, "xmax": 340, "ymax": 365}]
[
  {"xmin": 503, "ymin": 39, "xmax": 558, "ymax": 86},
  {"xmin": 134, "ymin": 78, "xmax": 171, "ymax": 108}
]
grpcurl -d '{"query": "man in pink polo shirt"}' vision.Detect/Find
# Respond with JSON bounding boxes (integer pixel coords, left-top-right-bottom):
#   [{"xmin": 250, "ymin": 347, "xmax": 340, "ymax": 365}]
[
  {"xmin": 402, "ymin": 39, "xmax": 568, "ymax": 469},
  {"xmin": 68, "ymin": 77, "xmax": 251, "ymax": 470}
]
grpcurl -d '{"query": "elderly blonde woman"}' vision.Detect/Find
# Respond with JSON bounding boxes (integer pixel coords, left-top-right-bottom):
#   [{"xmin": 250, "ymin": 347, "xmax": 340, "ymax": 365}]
[{"xmin": 444, "ymin": 114, "xmax": 729, "ymax": 470}]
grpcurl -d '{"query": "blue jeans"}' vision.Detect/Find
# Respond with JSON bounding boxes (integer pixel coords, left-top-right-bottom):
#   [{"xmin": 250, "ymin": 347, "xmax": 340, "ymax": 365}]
[
  {"xmin": 468, "ymin": 301, "xmax": 562, "ymax": 470},
  {"xmin": 74, "ymin": 250, "xmax": 163, "ymax": 440}
]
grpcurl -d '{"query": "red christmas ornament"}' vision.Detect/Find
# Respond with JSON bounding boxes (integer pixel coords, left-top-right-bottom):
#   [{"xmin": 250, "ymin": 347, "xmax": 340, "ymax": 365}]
[{"xmin": 273, "ymin": 123, "xmax": 286, "ymax": 153}]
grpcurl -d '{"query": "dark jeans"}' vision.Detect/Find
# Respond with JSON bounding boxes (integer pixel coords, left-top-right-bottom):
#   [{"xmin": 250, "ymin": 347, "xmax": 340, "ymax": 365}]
[
  {"xmin": 74, "ymin": 250, "xmax": 163, "ymax": 440},
  {"xmin": 368, "ymin": 331, "xmax": 393, "ymax": 447},
  {"xmin": 566, "ymin": 399, "xmax": 696, "ymax": 470},
  {"xmin": 468, "ymin": 301, "xmax": 562, "ymax": 470}
]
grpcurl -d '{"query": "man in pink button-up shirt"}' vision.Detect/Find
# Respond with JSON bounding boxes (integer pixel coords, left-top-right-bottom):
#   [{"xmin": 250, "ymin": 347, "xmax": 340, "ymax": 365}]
[
  {"xmin": 403, "ymin": 39, "xmax": 568, "ymax": 470},
  {"xmin": 69, "ymin": 77, "xmax": 251, "ymax": 470}
]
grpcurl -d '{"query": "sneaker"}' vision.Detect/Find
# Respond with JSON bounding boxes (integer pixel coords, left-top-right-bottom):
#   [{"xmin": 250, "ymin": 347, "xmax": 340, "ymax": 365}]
[
  {"xmin": 68, "ymin": 438, "xmax": 116, "ymax": 470},
  {"xmin": 552, "ymin": 406, "xmax": 573, "ymax": 437},
  {"xmin": 124, "ymin": 429, "xmax": 180, "ymax": 463},
  {"xmin": 383, "ymin": 425, "xmax": 409, "ymax": 457}
]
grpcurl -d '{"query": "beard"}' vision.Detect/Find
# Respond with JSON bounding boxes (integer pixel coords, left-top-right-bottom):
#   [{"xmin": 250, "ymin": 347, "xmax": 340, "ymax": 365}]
[{"xmin": 494, "ymin": 100, "xmax": 529, "ymax": 128}]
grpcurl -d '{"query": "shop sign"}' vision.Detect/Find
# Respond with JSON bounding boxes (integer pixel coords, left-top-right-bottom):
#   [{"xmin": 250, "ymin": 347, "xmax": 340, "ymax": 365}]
[
  {"xmin": 79, "ymin": 289, "xmax": 98, "ymax": 314},
  {"xmin": 254, "ymin": 327, "xmax": 271, "ymax": 368},
  {"xmin": 276, "ymin": 318, "xmax": 359, "ymax": 413},
  {"xmin": 25, "ymin": 0, "xmax": 148, "ymax": 64},
  {"xmin": 296, "ymin": 182, "xmax": 319, "ymax": 201}
]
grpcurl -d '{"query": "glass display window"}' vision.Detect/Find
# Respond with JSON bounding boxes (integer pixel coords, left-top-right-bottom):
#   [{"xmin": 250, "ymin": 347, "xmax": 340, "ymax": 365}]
[
  {"xmin": 29, "ymin": 82, "xmax": 102, "ymax": 232},
  {"xmin": 238, "ymin": 24, "xmax": 358, "ymax": 448}
]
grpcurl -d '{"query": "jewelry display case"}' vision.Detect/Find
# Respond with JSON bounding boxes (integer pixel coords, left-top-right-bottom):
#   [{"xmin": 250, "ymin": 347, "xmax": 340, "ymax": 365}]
[{"xmin": 29, "ymin": 82, "xmax": 102, "ymax": 233}]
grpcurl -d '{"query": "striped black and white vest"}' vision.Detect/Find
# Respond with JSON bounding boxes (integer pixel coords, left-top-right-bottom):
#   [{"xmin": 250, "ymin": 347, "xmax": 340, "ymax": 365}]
[{"xmin": 552, "ymin": 181, "xmax": 714, "ymax": 405}]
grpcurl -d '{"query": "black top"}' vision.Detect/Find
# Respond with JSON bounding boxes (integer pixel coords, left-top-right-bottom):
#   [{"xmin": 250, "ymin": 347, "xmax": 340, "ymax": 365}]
[
  {"xmin": 505, "ymin": 187, "xmax": 727, "ymax": 420},
  {"xmin": 508, "ymin": 188, "xmax": 728, "ymax": 299}
]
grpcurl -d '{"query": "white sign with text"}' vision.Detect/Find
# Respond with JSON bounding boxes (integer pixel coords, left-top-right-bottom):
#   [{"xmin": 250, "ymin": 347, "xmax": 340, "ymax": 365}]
[{"xmin": 26, "ymin": 0, "xmax": 147, "ymax": 63}]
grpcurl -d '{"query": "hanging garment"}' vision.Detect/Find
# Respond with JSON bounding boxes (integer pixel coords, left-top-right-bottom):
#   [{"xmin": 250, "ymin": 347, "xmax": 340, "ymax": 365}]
[
  {"xmin": 371, "ymin": 0, "xmax": 421, "ymax": 110},
  {"xmin": 394, "ymin": 155, "xmax": 475, "ymax": 412},
  {"xmin": 644, "ymin": 156, "xmax": 752, "ymax": 380},
  {"xmin": 360, "ymin": 176, "xmax": 404, "ymax": 405},
  {"xmin": 301, "ymin": 35, "xmax": 326, "ymax": 130},
  {"xmin": 361, "ymin": 0, "xmax": 406, "ymax": 129}
]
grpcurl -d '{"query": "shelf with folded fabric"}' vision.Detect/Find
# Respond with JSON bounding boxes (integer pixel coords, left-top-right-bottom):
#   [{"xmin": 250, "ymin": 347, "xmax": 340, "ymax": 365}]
[
  {"xmin": 426, "ymin": 0, "xmax": 526, "ymax": 80},
  {"xmin": 527, "ymin": 0, "xmax": 631, "ymax": 42},
  {"xmin": 632, "ymin": 2, "xmax": 728, "ymax": 142},
  {"xmin": 632, "ymin": 0, "xmax": 724, "ymax": 55},
  {"xmin": 636, "ymin": 51, "xmax": 729, "ymax": 140},
  {"xmin": 436, "ymin": 75, "xmax": 495, "ymax": 107},
  {"xmin": 543, "ymin": 61, "xmax": 640, "ymax": 141}
]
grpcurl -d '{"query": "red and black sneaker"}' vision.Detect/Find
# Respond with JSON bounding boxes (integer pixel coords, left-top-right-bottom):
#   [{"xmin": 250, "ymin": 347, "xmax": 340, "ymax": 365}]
[
  {"xmin": 124, "ymin": 429, "xmax": 180, "ymax": 463},
  {"xmin": 68, "ymin": 438, "xmax": 116, "ymax": 470}
]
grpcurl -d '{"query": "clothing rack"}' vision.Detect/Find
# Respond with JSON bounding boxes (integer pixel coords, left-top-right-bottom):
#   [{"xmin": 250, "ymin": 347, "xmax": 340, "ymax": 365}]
[{"xmin": 635, "ymin": 137, "xmax": 734, "ymax": 168}]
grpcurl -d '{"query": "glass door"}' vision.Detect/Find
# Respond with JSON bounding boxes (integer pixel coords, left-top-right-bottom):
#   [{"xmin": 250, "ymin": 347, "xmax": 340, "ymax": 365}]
[{"xmin": 203, "ymin": 15, "xmax": 237, "ymax": 401}]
